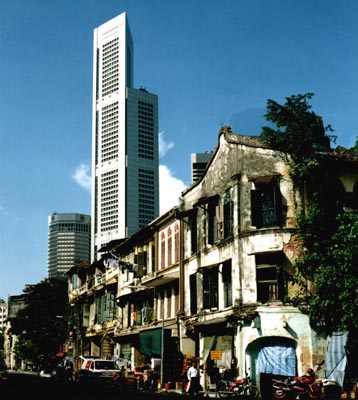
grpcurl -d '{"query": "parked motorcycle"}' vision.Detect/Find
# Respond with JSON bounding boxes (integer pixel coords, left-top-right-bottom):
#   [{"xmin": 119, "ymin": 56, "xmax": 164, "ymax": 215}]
[
  {"xmin": 217, "ymin": 371, "xmax": 259, "ymax": 398},
  {"xmin": 272, "ymin": 368, "xmax": 320, "ymax": 399}
]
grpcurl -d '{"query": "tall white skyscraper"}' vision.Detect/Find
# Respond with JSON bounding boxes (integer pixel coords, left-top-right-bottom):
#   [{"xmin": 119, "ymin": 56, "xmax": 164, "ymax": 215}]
[
  {"xmin": 47, "ymin": 213, "xmax": 91, "ymax": 278},
  {"xmin": 91, "ymin": 13, "xmax": 159, "ymax": 261}
]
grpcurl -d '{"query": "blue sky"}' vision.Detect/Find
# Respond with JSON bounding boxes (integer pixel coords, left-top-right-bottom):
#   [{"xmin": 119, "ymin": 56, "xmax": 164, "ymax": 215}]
[{"xmin": 1, "ymin": 0, "xmax": 358, "ymax": 300}]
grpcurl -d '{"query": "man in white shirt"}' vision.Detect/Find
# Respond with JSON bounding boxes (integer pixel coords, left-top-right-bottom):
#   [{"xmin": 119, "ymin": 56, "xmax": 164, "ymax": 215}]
[{"xmin": 187, "ymin": 361, "xmax": 200, "ymax": 397}]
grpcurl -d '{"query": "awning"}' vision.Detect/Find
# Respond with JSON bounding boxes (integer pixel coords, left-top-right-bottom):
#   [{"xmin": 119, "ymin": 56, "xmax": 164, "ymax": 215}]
[
  {"xmin": 188, "ymin": 317, "xmax": 233, "ymax": 336},
  {"xmin": 192, "ymin": 317, "xmax": 227, "ymax": 327}
]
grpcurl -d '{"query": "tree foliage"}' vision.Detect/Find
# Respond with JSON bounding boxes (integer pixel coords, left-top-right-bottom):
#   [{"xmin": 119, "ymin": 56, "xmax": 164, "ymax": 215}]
[
  {"xmin": 292, "ymin": 208, "xmax": 358, "ymax": 336},
  {"xmin": 261, "ymin": 93, "xmax": 358, "ymax": 337},
  {"xmin": 9, "ymin": 278, "xmax": 70, "ymax": 368},
  {"xmin": 261, "ymin": 93, "xmax": 336, "ymax": 181}
]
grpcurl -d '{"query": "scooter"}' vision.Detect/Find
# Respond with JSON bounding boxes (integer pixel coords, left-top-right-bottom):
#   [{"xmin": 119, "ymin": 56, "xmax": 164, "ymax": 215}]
[{"xmin": 272, "ymin": 368, "xmax": 320, "ymax": 399}]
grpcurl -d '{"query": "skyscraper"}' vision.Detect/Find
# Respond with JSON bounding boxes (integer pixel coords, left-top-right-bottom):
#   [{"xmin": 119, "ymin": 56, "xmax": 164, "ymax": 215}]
[
  {"xmin": 191, "ymin": 152, "xmax": 212, "ymax": 183},
  {"xmin": 47, "ymin": 212, "xmax": 91, "ymax": 278},
  {"xmin": 91, "ymin": 12, "xmax": 159, "ymax": 261}
]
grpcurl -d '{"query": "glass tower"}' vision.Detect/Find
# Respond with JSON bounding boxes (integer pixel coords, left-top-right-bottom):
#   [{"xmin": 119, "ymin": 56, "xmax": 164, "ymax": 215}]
[{"xmin": 47, "ymin": 212, "xmax": 91, "ymax": 278}]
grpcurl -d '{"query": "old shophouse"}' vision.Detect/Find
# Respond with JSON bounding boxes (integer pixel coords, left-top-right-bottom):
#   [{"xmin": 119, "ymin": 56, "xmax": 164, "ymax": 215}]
[{"xmin": 66, "ymin": 126, "xmax": 358, "ymax": 394}]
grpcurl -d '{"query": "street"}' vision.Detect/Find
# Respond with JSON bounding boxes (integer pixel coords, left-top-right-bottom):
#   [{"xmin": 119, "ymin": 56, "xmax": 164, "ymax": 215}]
[{"xmin": 1, "ymin": 371, "xmax": 183, "ymax": 400}]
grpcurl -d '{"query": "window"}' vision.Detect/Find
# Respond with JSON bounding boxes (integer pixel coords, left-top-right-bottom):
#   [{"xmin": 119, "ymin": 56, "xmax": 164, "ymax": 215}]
[
  {"xmin": 176, "ymin": 208, "xmax": 197, "ymax": 254},
  {"xmin": 222, "ymin": 260, "xmax": 232, "ymax": 307},
  {"xmin": 190, "ymin": 274, "xmax": 197, "ymax": 315},
  {"xmin": 189, "ymin": 209, "xmax": 198, "ymax": 254},
  {"xmin": 167, "ymin": 227, "xmax": 172, "ymax": 266},
  {"xmin": 174, "ymin": 223, "xmax": 179, "ymax": 262},
  {"xmin": 134, "ymin": 252, "xmax": 147, "ymax": 278},
  {"xmin": 256, "ymin": 253, "xmax": 285, "ymax": 303},
  {"xmin": 151, "ymin": 244, "xmax": 155, "ymax": 274},
  {"xmin": 207, "ymin": 197, "xmax": 219, "ymax": 245},
  {"xmin": 203, "ymin": 266, "xmax": 219, "ymax": 310},
  {"xmin": 251, "ymin": 176, "xmax": 283, "ymax": 228},
  {"xmin": 207, "ymin": 192, "xmax": 232, "ymax": 244},
  {"xmin": 160, "ymin": 232, "xmax": 165, "ymax": 269}
]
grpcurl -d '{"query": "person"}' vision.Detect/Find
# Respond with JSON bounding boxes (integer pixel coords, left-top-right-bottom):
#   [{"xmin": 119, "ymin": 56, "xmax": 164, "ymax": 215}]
[
  {"xmin": 187, "ymin": 361, "xmax": 200, "ymax": 397},
  {"xmin": 65, "ymin": 360, "xmax": 74, "ymax": 382}
]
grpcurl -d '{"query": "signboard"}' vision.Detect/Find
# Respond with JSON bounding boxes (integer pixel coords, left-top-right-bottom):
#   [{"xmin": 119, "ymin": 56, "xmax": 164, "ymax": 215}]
[{"xmin": 210, "ymin": 350, "xmax": 222, "ymax": 360}]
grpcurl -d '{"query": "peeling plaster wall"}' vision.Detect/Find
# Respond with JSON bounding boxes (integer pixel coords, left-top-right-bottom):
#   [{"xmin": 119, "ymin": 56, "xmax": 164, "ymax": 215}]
[{"xmin": 179, "ymin": 128, "xmax": 329, "ymax": 385}]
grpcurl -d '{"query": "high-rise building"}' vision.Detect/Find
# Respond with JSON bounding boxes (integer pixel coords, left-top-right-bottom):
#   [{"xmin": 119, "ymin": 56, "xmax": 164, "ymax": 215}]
[
  {"xmin": 191, "ymin": 152, "xmax": 212, "ymax": 183},
  {"xmin": 47, "ymin": 212, "xmax": 91, "ymax": 278},
  {"xmin": 0, "ymin": 299, "xmax": 7, "ymax": 330},
  {"xmin": 91, "ymin": 13, "xmax": 159, "ymax": 261}
]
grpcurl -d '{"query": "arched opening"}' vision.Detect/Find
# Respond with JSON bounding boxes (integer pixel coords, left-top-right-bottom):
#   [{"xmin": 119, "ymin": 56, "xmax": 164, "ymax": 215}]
[{"xmin": 246, "ymin": 336, "xmax": 297, "ymax": 398}]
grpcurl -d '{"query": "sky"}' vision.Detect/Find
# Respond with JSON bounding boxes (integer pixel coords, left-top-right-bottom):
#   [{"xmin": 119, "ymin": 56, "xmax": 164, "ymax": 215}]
[{"xmin": 1, "ymin": 0, "xmax": 358, "ymax": 300}]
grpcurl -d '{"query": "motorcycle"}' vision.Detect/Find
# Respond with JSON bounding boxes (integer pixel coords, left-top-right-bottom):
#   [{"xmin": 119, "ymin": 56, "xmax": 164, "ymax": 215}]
[
  {"xmin": 217, "ymin": 371, "xmax": 259, "ymax": 398},
  {"xmin": 272, "ymin": 368, "xmax": 320, "ymax": 399}
]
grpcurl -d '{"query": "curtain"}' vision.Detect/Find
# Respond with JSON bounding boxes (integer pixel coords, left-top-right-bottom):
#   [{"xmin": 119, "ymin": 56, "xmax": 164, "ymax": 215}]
[
  {"xmin": 325, "ymin": 331, "xmax": 348, "ymax": 387},
  {"xmin": 139, "ymin": 328, "xmax": 162, "ymax": 357},
  {"xmin": 257, "ymin": 344, "xmax": 296, "ymax": 376}
]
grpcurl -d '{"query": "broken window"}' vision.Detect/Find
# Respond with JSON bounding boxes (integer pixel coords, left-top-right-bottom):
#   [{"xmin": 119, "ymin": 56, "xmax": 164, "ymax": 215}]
[
  {"xmin": 207, "ymin": 192, "xmax": 232, "ymax": 244},
  {"xmin": 256, "ymin": 252, "xmax": 285, "ymax": 303},
  {"xmin": 207, "ymin": 196, "xmax": 219, "ymax": 245},
  {"xmin": 190, "ymin": 274, "xmax": 197, "ymax": 315},
  {"xmin": 222, "ymin": 260, "xmax": 232, "ymax": 308},
  {"xmin": 250, "ymin": 176, "xmax": 283, "ymax": 228},
  {"xmin": 189, "ymin": 209, "xmax": 198, "ymax": 254},
  {"xmin": 203, "ymin": 266, "xmax": 219, "ymax": 310}
]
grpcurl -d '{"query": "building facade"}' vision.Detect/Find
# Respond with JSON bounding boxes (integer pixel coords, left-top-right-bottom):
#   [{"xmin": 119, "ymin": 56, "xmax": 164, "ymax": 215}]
[
  {"xmin": 66, "ymin": 126, "xmax": 358, "ymax": 395},
  {"xmin": 47, "ymin": 212, "xmax": 91, "ymax": 278},
  {"xmin": 91, "ymin": 12, "xmax": 159, "ymax": 261}
]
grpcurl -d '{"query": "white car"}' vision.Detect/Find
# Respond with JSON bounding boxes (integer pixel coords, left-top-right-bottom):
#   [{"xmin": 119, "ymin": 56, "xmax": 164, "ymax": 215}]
[
  {"xmin": 39, "ymin": 369, "xmax": 55, "ymax": 378},
  {"xmin": 78, "ymin": 356, "xmax": 120, "ymax": 383}
]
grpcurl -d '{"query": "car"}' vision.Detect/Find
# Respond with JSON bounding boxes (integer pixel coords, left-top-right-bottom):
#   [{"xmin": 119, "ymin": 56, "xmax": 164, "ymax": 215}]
[
  {"xmin": 78, "ymin": 356, "xmax": 120, "ymax": 384},
  {"xmin": 39, "ymin": 368, "xmax": 55, "ymax": 378}
]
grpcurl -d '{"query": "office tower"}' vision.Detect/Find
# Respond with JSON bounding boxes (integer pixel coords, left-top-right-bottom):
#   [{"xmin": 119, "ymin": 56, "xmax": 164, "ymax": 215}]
[
  {"xmin": 91, "ymin": 12, "xmax": 159, "ymax": 261},
  {"xmin": 47, "ymin": 213, "xmax": 91, "ymax": 278},
  {"xmin": 191, "ymin": 152, "xmax": 212, "ymax": 183},
  {"xmin": 0, "ymin": 299, "xmax": 6, "ymax": 330}
]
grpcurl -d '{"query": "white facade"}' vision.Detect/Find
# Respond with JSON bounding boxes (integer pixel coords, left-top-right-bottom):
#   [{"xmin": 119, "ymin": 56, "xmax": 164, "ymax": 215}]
[{"xmin": 91, "ymin": 13, "xmax": 159, "ymax": 261}]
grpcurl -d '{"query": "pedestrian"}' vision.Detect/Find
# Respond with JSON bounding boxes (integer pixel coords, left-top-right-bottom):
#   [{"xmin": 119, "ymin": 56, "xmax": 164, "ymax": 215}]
[{"xmin": 187, "ymin": 361, "xmax": 200, "ymax": 397}]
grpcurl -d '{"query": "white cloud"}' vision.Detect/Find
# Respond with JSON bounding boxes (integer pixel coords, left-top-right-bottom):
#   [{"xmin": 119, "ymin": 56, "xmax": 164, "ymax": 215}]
[
  {"xmin": 159, "ymin": 131, "xmax": 174, "ymax": 158},
  {"xmin": 0, "ymin": 205, "xmax": 9, "ymax": 216},
  {"xmin": 159, "ymin": 165, "xmax": 186, "ymax": 214},
  {"xmin": 72, "ymin": 163, "xmax": 91, "ymax": 191}
]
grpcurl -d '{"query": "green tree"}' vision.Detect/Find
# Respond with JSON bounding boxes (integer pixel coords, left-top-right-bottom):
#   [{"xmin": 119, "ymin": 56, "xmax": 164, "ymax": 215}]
[
  {"xmin": 9, "ymin": 278, "xmax": 70, "ymax": 369},
  {"xmin": 261, "ymin": 93, "xmax": 358, "ymax": 337},
  {"xmin": 261, "ymin": 93, "xmax": 336, "ymax": 182},
  {"xmin": 351, "ymin": 136, "xmax": 358, "ymax": 151}
]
